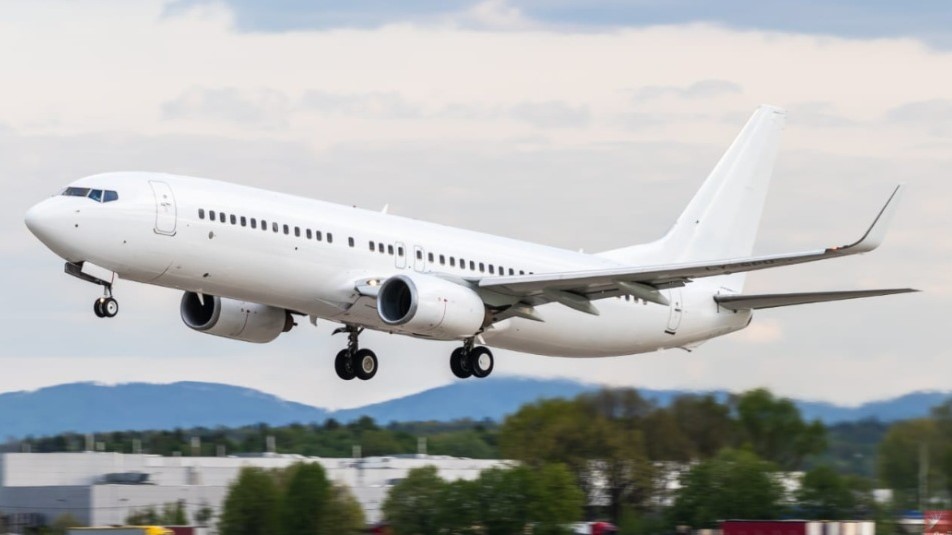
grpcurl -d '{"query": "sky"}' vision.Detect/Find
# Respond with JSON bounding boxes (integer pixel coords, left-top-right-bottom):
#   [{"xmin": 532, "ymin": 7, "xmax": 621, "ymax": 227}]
[{"xmin": 2, "ymin": 0, "xmax": 950, "ymax": 409}]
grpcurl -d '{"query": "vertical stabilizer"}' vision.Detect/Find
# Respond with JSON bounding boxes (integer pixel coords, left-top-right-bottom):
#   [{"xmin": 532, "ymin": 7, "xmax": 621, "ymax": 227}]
[{"xmin": 602, "ymin": 105, "xmax": 786, "ymax": 291}]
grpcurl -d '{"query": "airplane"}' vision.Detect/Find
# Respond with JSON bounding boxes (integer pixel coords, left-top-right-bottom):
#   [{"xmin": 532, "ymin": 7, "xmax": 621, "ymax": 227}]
[{"xmin": 24, "ymin": 105, "xmax": 915, "ymax": 382}]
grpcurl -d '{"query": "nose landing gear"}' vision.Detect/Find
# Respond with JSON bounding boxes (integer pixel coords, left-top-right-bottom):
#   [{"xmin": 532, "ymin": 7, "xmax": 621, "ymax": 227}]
[{"xmin": 65, "ymin": 262, "xmax": 119, "ymax": 319}]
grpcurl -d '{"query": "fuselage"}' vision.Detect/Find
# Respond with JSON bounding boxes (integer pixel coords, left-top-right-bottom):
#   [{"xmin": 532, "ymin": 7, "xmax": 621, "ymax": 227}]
[{"xmin": 24, "ymin": 172, "xmax": 751, "ymax": 357}]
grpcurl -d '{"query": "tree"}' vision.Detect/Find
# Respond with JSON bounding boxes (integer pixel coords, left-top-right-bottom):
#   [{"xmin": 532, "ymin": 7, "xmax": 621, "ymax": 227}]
[
  {"xmin": 670, "ymin": 449, "xmax": 785, "ymax": 528},
  {"xmin": 219, "ymin": 467, "xmax": 280, "ymax": 535},
  {"xmin": 383, "ymin": 465, "xmax": 448, "ymax": 535},
  {"xmin": 279, "ymin": 462, "xmax": 332, "ymax": 535},
  {"xmin": 877, "ymin": 418, "xmax": 941, "ymax": 508},
  {"xmin": 195, "ymin": 501, "xmax": 215, "ymax": 526},
  {"xmin": 669, "ymin": 394, "xmax": 736, "ymax": 458},
  {"xmin": 319, "ymin": 483, "xmax": 366, "ymax": 535},
  {"xmin": 735, "ymin": 389, "xmax": 826, "ymax": 470},
  {"xmin": 48, "ymin": 513, "xmax": 81, "ymax": 535},
  {"xmin": 500, "ymin": 395, "xmax": 655, "ymax": 521},
  {"xmin": 796, "ymin": 465, "xmax": 858, "ymax": 519}
]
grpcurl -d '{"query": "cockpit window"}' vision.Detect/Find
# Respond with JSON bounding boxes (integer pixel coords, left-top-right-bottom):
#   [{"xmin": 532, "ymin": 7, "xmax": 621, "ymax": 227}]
[{"xmin": 61, "ymin": 187, "xmax": 119, "ymax": 203}]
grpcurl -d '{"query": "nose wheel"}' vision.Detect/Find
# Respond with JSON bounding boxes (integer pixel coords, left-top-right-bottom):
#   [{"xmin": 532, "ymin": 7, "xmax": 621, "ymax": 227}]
[
  {"xmin": 332, "ymin": 326, "xmax": 378, "ymax": 381},
  {"xmin": 450, "ymin": 341, "xmax": 493, "ymax": 379}
]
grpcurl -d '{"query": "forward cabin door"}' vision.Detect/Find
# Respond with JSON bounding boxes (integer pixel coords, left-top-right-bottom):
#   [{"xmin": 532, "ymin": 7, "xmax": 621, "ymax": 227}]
[{"xmin": 149, "ymin": 181, "xmax": 177, "ymax": 236}]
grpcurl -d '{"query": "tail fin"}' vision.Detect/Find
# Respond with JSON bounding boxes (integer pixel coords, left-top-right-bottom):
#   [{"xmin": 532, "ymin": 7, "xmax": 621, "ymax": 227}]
[{"xmin": 602, "ymin": 105, "xmax": 786, "ymax": 291}]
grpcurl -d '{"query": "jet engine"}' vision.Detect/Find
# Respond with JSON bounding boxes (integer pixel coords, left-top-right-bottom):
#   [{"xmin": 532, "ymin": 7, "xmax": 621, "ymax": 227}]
[
  {"xmin": 180, "ymin": 292, "xmax": 293, "ymax": 343},
  {"xmin": 376, "ymin": 273, "xmax": 486, "ymax": 339}
]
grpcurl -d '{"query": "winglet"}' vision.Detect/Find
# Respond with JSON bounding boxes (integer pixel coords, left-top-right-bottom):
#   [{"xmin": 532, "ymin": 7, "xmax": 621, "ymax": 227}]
[{"xmin": 834, "ymin": 184, "xmax": 904, "ymax": 254}]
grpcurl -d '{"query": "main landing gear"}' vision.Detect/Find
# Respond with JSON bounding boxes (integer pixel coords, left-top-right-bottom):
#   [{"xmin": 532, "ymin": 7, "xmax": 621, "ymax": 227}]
[
  {"xmin": 332, "ymin": 326, "xmax": 378, "ymax": 381},
  {"xmin": 450, "ymin": 339, "xmax": 494, "ymax": 380}
]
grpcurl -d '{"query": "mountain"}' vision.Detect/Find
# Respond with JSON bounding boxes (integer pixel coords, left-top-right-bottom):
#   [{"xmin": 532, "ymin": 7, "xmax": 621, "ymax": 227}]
[{"xmin": 0, "ymin": 379, "xmax": 949, "ymax": 439}]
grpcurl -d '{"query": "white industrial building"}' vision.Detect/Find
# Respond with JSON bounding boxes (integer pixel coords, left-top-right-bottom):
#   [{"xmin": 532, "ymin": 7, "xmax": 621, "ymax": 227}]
[{"xmin": 0, "ymin": 452, "xmax": 511, "ymax": 533}]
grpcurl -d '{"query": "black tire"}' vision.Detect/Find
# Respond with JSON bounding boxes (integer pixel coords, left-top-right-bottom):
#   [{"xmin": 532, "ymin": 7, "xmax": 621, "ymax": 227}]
[
  {"xmin": 102, "ymin": 297, "xmax": 119, "ymax": 318},
  {"xmin": 335, "ymin": 349, "xmax": 356, "ymax": 380},
  {"xmin": 93, "ymin": 299, "xmax": 105, "ymax": 318},
  {"xmin": 355, "ymin": 349, "xmax": 378, "ymax": 381},
  {"xmin": 470, "ymin": 346, "xmax": 494, "ymax": 378},
  {"xmin": 450, "ymin": 347, "xmax": 472, "ymax": 379}
]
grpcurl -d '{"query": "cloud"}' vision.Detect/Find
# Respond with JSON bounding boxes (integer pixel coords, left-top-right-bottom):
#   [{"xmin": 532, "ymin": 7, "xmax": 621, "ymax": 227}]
[
  {"xmin": 162, "ymin": 87, "xmax": 291, "ymax": 129},
  {"xmin": 300, "ymin": 90, "xmax": 422, "ymax": 119},
  {"xmin": 508, "ymin": 101, "xmax": 590, "ymax": 128},
  {"xmin": 884, "ymin": 99, "xmax": 952, "ymax": 136},
  {"xmin": 633, "ymin": 79, "xmax": 743, "ymax": 101},
  {"xmin": 164, "ymin": 0, "xmax": 952, "ymax": 49}
]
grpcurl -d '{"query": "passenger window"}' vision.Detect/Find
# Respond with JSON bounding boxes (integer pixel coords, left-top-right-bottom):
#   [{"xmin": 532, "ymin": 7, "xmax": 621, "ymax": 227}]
[
  {"xmin": 378, "ymin": 243, "xmax": 385, "ymax": 253},
  {"xmin": 88, "ymin": 189, "xmax": 103, "ymax": 202},
  {"xmin": 230, "ymin": 214, "xmax": 237, "ymax": 225},
  {"xmin": 198, "ymin": 209, "xmax": 205, "ymax": 220},
  {"xmin": 369, "ymin": 241, "xmax": 375, "ymax": 251},
  {"xmin": 449, "ymin": 257, "xmax": 456, "ymax": 267},
  {"xmin": 397, "ymin": 246, "xmax": 404, "ymax": 256},
  {"xmin": 327, "ymin": 233, "xmax": 334, "ymax": 243},
  {"xmin": 428, "ymin": 252, "xmax": 434, "ymax": 263},
  {"xmin": 498, "ymin": 266, "xmax": 503, "ymax": 275},
  {"xmin": 489, "ymin": 265, "xmax": 494, "ymax": 274},
  {"xmin": 519, "ymin": 270, "xmax": 525, "ymax": 275},
  {"xmin": 294, "ymin": 227, "xmax": 301, "ymax": 237},
  {"xmin": 470, "ymin": 261, "xmax": 475, "ymax": 271},
  {"xmin": 316, "ymin": 230, "xmax": 323, "ymax": 241},
  {"xmin": 439, "ymin": 255, "xmax": 445, "ymax": 265},
  {"xmin": 273, "ymin": 222, "xmax": 278, "ymax": 232},
  {"xmin": 509, "ymin": 268, "xmax": 514, "ymax": 275},
  {"xmin": 221, "ymin": 213, "xmax": 227, "ymax": 223},
  {"xmin": 103, "ymin": 190, "xmax": 119, "ymax": 202},
  {"xmin": 306, "ymin": 229, "xmax": 312, "ymax": 239},
  {"xmin": 251, "ymin": 218, "xmax": 257, "ymax": 229},
  {"xmin": 240, "ymin": 216, "xmax": 247, "ymax": 227},
  {"xmin": 479, "ymin": 262, "xmax": 485, "ymax": 273},
  {"xmin": 209, "ymin": 210, "xmax": 216, "ymax": 221},
  {"xmin": 416, "ymin": 250, "xmax": 423, "ymax": 260},
  {"xmin": 283, "ymin": 224, "xmax": 290, "ymax": 235},
  {"xmin": 348, "ymin": 237, "xmax": 355, "ymax": 247},
  {"xmin": 387, "ymin": 244, "xmax": 394, "ymax": 255}
]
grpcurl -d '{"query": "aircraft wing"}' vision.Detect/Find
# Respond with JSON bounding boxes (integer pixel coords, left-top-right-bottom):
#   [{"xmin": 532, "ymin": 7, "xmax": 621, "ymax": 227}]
[
  {"xmin": 714, "ymin": 288, "xmax": 917, "ymax": 310},
  {"xmin": 480, "ymin": 185, "xmax": 905, "ymax": 317}
]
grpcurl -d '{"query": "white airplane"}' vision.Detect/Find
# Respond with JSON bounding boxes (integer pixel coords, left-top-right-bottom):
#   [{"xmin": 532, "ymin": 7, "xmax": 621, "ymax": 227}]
[{"xmin": 24, "ymin": 106, "xmax": 914, "ymax": 381}]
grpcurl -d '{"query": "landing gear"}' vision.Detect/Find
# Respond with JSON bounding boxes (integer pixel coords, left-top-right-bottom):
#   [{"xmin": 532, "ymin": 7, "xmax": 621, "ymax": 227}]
[
  {"xmin": 332, "ymin": 326, "xmax": 378, "ymax": 381},
  {"xmin": 450, "ymin": 340, "xmax": 493, "ymax": 380},
  {"xmin": 94, "ymin": 296, "xmax": 119, "ymax": 318}
]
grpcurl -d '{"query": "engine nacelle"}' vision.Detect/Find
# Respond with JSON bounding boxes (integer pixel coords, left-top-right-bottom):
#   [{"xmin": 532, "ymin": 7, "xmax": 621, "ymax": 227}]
[
  {"xmin": 377, "ymin": 273, "xmax": 486, "ymax": 339},
  {"xmin": 180, "ymin": 292, "xmax": 293, "ymax": 344}
]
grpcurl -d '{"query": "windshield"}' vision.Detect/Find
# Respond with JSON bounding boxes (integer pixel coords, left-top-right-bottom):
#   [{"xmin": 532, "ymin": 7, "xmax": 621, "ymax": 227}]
[{"xmin": 61, "ymin": 187, "xmax": 119, "ymax": 203}]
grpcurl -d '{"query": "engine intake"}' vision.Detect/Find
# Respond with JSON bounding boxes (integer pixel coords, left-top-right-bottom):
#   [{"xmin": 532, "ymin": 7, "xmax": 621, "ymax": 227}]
[
  {"xmin": 377, "ymin": 274, "xmax": 486, "ymax": 339},
  {"xmin": 180, "ymin": 292, "xmax": 292, "ymax": 343}
]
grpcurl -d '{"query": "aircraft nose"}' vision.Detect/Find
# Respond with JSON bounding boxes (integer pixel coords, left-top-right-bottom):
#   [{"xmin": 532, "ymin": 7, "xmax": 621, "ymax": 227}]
[
  {"xmin": 25, "ymin": 198, "xmax": 70, "ymax": 252},
  {"xmin": 24, "ymin": 200, "xmax": 49, "ymax": 238}
]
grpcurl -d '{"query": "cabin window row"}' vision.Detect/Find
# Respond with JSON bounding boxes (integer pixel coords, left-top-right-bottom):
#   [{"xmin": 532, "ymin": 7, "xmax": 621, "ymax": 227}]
[
  {"xmin": 371, "ymin": 240, "xmax": 528, "ymax": 276},
  {"xmin": 197, "ymin": 208, "xmax": 334, "ymax": 244}
]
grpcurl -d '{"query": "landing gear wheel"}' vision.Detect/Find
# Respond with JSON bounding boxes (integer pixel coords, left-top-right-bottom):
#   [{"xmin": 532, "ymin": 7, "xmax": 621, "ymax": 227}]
[
  {"xmin": 470, "ymin": 346, "xmax": 494, "ymax": 378},
  {"xmin": 100, "ymin": 297, "xmax": 119, "ymax": 318},
  {"xmin": 450, "ymin": 347, "xmax": 472, "ymax": 379},
  {"xmin": 355, "ymin": 349, "xmax": 378, "ymax": 381},
  {"xmin": 335, "ymin": 349, "xmax": 357, "ymax": 381},
  {"xmin": 93, "ymin": 299, "xmax": 105, "ymax": 318}
]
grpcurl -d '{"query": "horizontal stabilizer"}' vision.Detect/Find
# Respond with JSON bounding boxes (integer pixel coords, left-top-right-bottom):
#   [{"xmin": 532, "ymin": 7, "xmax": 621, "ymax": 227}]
[{"xmin": 714, "ymin": 288, "xmax": 917, "ymax": 311}]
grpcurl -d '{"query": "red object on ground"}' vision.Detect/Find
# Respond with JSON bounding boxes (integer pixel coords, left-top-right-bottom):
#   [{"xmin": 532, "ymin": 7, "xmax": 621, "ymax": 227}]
[
  {"xmin": 926, "ymin": 511, "xmax": 952, "ymax": 535},
  {"xmin": 167, "ymin": 528, "xmax": 195, "ymax": 535},
  {"xmin": 592, "ymin": 521, "xmax": 618, "ymax": 535},
  {"xmin": 722, "ymin": 520, "xmax": 810, "ymax": 535}
]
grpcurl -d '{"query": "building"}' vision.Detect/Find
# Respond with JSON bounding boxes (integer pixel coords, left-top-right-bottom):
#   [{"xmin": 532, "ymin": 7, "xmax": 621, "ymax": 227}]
[{"xmin": 0, "ymin": 452, "xmax": 511, "ymax": 533}]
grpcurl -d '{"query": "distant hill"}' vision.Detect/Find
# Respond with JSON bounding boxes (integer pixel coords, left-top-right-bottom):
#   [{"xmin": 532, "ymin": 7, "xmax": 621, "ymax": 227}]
[{"xmin": 0, "ymin": 379, "xmax": 949, "ymax": 439}]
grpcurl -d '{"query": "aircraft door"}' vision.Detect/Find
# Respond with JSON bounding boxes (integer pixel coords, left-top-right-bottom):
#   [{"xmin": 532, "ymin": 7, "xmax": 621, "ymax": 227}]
[
  {"xmin": 394, "ymin": 242, "xmax": 407, "ymax": 269},
  {"xmin": 149, "ymin": 181, "xmax": 177, "ymax": 236},
  {"xmin": 413, "ymin": 245, "xmax": 426, "ymax": 272},
  {"xmin": 665, "ymin": 289, "xmax": 683, "ymax": 335}
]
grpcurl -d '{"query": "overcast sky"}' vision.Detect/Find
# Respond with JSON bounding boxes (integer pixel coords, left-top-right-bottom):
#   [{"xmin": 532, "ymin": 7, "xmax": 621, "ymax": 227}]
[{"xmin": 2, "ymin": 1, "xmax": 949, "ymax": 409}]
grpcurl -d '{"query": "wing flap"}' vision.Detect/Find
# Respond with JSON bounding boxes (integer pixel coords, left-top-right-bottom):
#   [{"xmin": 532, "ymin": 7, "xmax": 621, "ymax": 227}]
[{"xmin": 714, "ymin": 288, "xmax": 917, "ymax": 311}]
